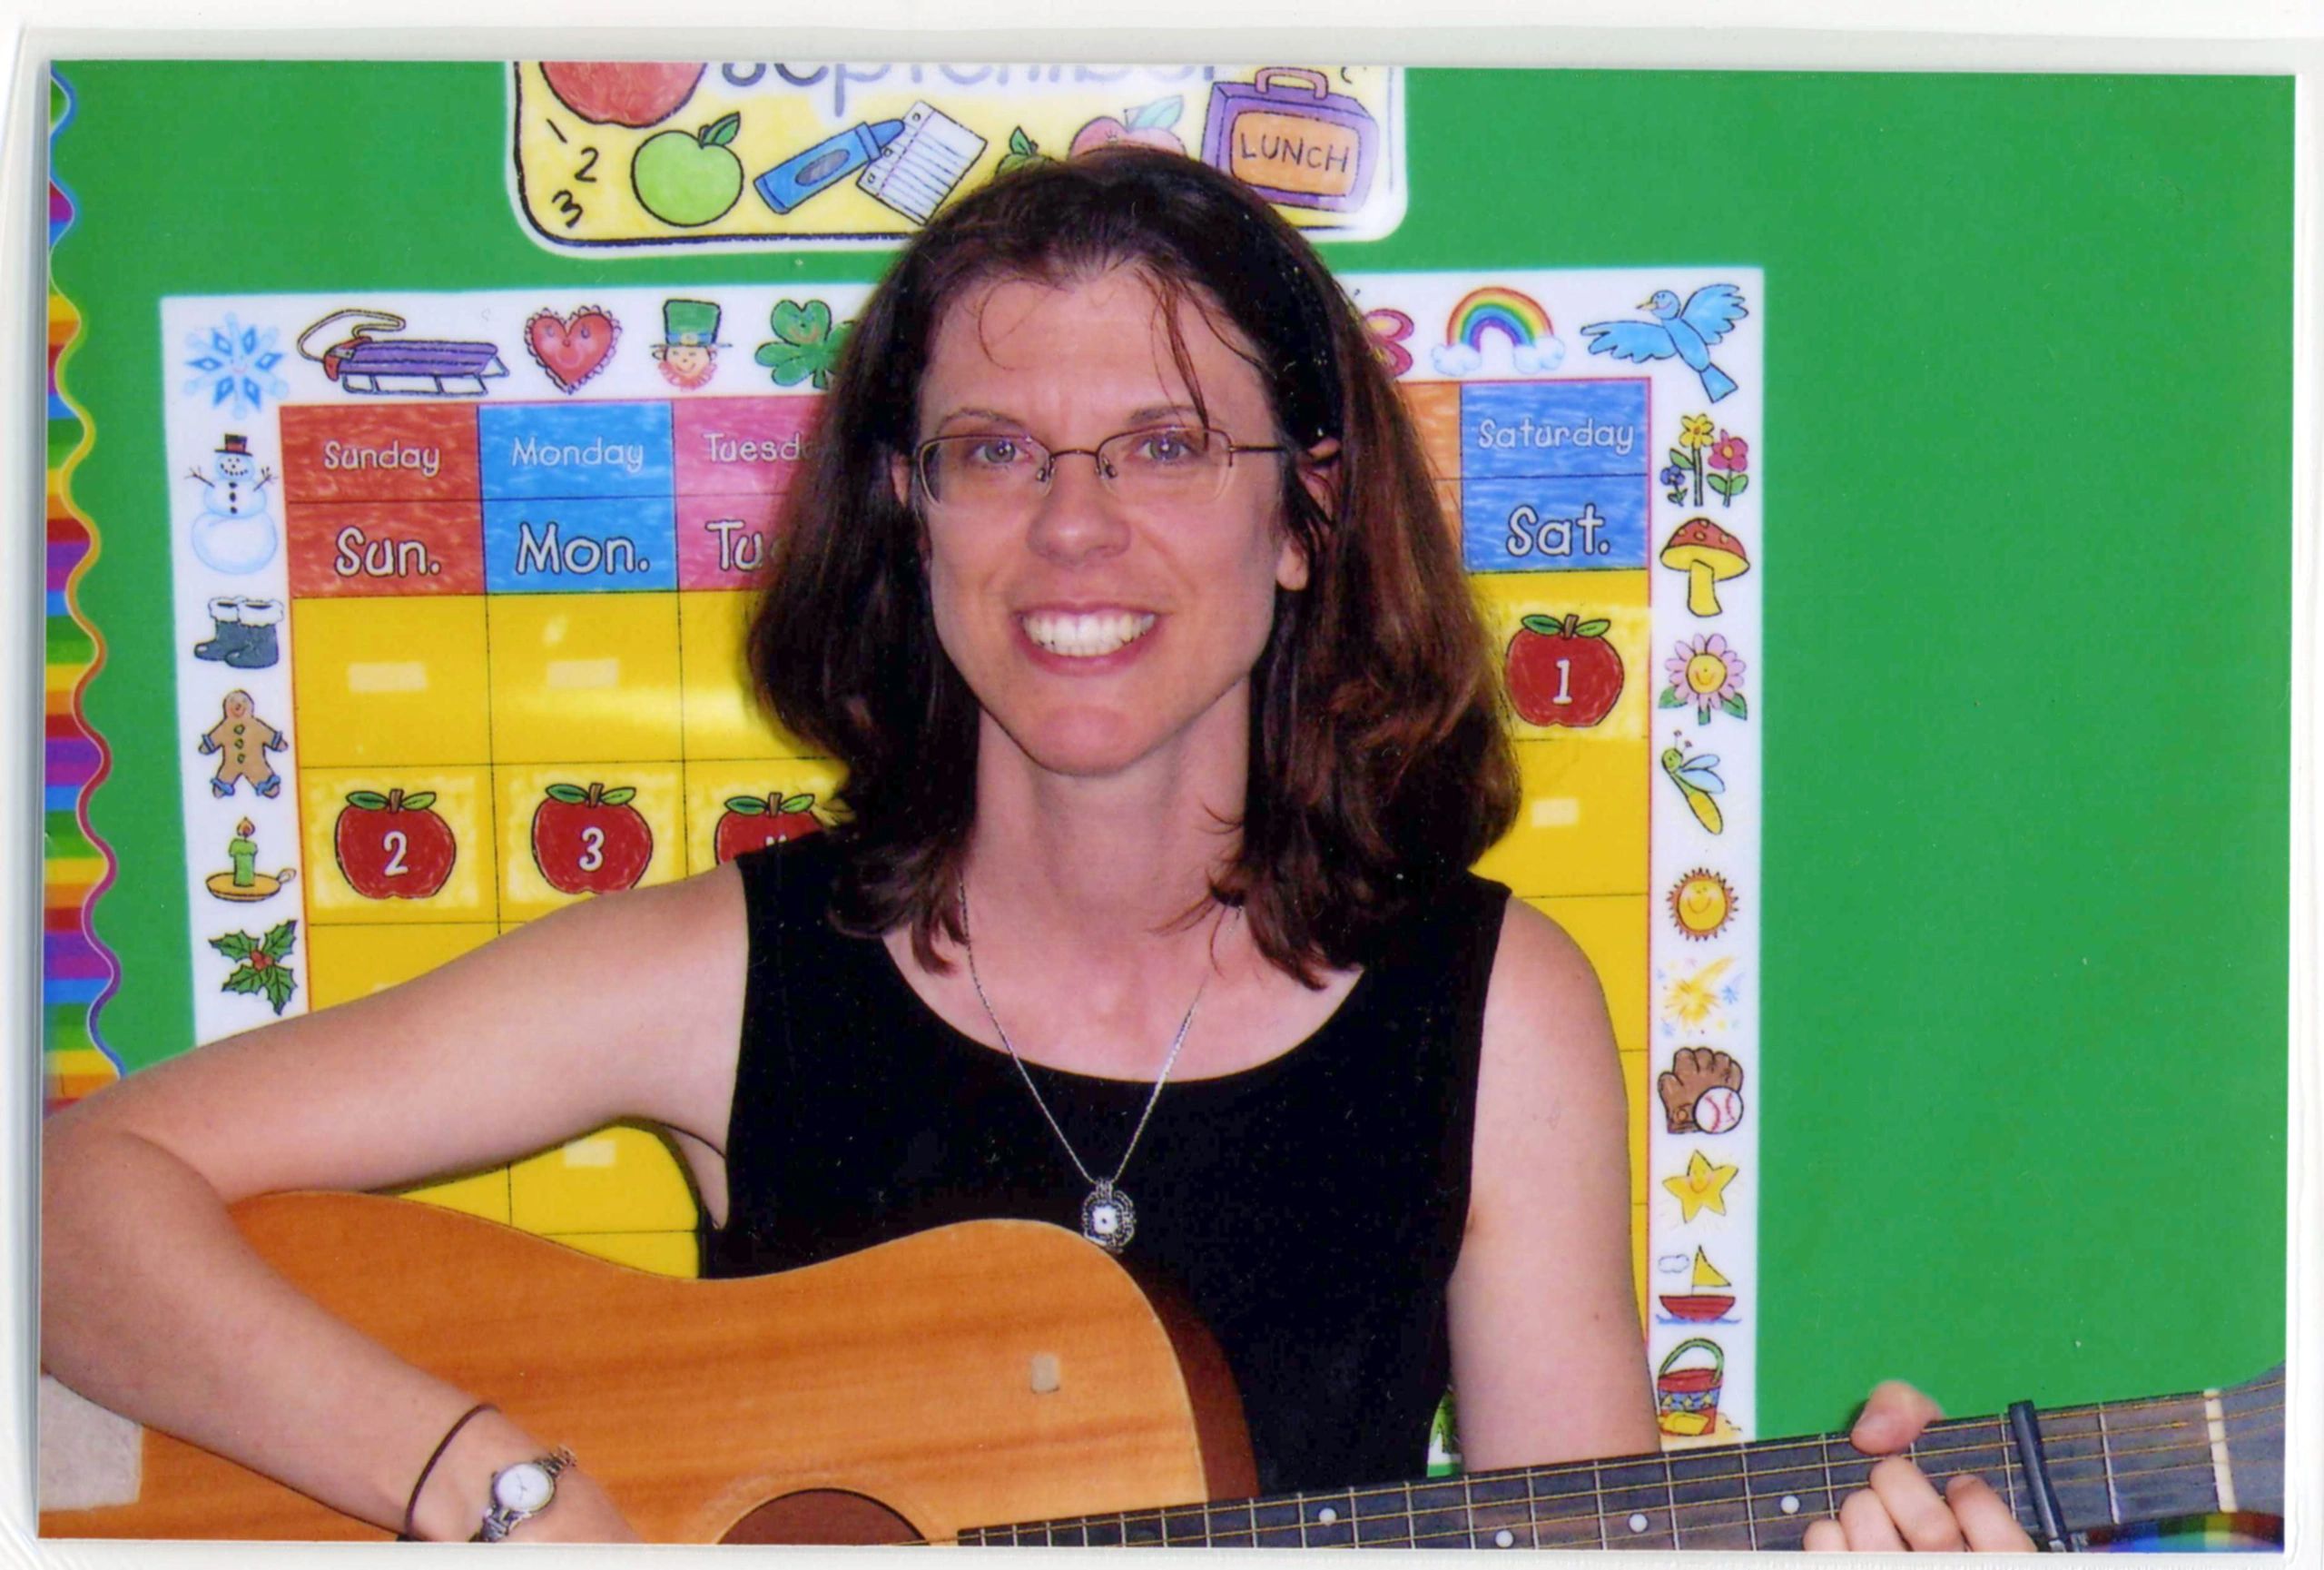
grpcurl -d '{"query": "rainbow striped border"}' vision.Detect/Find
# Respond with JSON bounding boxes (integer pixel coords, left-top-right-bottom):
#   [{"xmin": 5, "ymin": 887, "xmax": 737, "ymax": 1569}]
[
  {"xmin": 44, "ymin": 68, "xmax": 123, "ymax": 1110},
  {"xmin": 2084, "ymin": 1511, "xmax": 2284, "ymax": 1553}
]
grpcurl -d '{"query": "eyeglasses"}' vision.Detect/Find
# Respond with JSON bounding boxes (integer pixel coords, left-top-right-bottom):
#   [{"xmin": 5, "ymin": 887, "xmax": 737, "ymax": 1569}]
[{"xmin": 912, "ymin": 424, "xmax": 1289, "ymax": 515}]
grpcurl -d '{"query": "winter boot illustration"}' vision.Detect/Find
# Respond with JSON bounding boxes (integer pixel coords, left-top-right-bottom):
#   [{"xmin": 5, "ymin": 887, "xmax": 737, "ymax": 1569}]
[
  {"xmin": 224, "ymin": 598, "xmax": 283, "ymax": 670},
  {"xmin": 192, "ymin": 597, "xmax": 250, "ymax": 664}
]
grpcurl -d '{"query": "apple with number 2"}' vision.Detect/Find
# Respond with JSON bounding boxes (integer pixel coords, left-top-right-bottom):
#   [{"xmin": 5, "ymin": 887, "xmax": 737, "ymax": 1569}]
[
  {"xmin": 714, "ymin": 792, "xmax": 823, "ymax": 864},
  {"xmin": 532, "ymin": 782, "xmax": 654, "ymax": 894},
  {"xmin": 1505, "ymin": 613, "xmax": 1624, "ymax": 728},
  {"xmin": 335, "ymin": 789, "xmax": 456, "ymax": 900}
]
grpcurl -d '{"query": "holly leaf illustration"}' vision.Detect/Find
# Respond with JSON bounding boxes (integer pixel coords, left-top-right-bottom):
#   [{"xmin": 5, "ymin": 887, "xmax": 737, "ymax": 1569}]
[
  {"xmin": 222, "ymin": 966, "xmax": 265, "ymax": 996},
  {"xmin": 209, "ymin": 931, "xmax": 254, "ymax": 961},
  {"xmin": 261, "ymin": 966, "xmax": 298, "ymax": 1014},
  {"xmin": 261, "ymin": 919, "xmax": 298, "ymax": 961}
]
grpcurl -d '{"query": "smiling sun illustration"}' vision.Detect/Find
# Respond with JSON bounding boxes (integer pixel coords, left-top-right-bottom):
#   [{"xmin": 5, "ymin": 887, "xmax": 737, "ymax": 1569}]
[{"xmin": 1669, "ymin": 869, "xmax": 1737, "ymax": 940}]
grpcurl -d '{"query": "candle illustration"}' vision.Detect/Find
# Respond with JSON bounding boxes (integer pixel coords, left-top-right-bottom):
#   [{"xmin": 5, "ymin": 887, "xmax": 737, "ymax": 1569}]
[
  {"xmin": 229, "ymin": 819, "xmax": 259, "ymax": 888},
  {"xmin": 206, "ymin": 818, "xmax": 297, "ymax": 903}
]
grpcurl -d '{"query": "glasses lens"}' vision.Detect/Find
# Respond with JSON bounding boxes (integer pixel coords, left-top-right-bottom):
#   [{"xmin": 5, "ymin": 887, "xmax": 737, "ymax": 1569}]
[
  {"xmin": 1100, "ymin": 427, "xmax": 1229, "ymax": 505},
  {"xmin": 921, "ymin": 435, "xmax": 1041, "ymax": 507}
]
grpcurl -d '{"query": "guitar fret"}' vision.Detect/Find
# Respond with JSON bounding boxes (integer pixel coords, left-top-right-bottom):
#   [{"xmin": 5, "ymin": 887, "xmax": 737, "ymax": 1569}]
[
  {"xmin": 1302, "ymin": 1486, "xmax": 1356, "ymax": 1546},
  {"xmin": 1123, "ymin": 1506, "xmax": 1162, "ymax": 1545},
  {"xmin": 2095, "ymin": 1402, "xmax": 2123, "ymax": 1525},
  {"xmin": 1465, "ymin": 1471, "xmax": 1531, "ymax": 1548},
  {"xmin": 1162, "ymin": 1504, "xmax": 1208, "ymax": 1545},
  {"xmin": 1667, "ymin": 1447, "xmax": 1755, "ymax": 1551},
  {"xmin": 1597, "ymin": 1455, "xmax": 1677, "ymax": 1549},
  {"xmin": 1205, "ymin": 1500, "xmax": 1254, "ymax": 1547},
  {"xmin": 1407, "ymin": 1476, "xmax": 1470, "ymax": 1548},
  {"xmin": 1252, "ymin": 1496, "xmax": 1303, "ymax": 1549},
  {"xmin": 1740, "ymin": 1437, "xmax": 1835, "ymax": 1547},
  {"xmin": 1521, "ymin": 1460, "xmax": 1604, "ymax": 1549}
]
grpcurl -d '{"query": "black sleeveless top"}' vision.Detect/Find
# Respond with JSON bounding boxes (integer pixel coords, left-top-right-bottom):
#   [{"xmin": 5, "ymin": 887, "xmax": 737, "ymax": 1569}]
[{"xmin": 703, "ymin": 836, "xmax": 1509, "ymax": 1495}]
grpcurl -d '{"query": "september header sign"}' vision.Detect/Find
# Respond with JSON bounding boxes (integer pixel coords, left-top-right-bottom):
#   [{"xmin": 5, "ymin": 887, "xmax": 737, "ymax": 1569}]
[{"xmin": 507, "ymin": 63, "xmax": 1408, "ymax": 250}]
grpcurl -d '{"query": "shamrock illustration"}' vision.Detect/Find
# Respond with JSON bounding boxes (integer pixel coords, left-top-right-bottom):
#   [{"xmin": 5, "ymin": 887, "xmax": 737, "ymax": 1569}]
[
  {"xmin": 753, "ymin": 299, "xmax": 851, "ymax": 390},
  {"xmin": 211, "ymin": 919, "xmax": 299, "ymax": 1015}
]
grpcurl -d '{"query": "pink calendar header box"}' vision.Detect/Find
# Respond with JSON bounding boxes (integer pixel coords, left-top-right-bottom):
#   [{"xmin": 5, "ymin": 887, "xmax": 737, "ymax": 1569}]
[
  {"xmin": 676, "ymin": 492, "xmax": 787, "ymax": 590},
  {"xmin": 672, "ymin": 397, "xmax": 822, "ymax": 499}
]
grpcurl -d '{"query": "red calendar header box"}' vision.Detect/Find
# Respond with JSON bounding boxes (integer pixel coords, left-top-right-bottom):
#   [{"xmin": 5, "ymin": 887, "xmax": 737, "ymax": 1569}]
[{"xmin": 280, "ymin": 404, "xmax": 481, "ymax": 504}]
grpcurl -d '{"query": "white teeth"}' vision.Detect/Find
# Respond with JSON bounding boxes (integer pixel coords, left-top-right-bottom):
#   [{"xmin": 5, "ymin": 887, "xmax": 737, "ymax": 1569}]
[{"xmin": 1020, "ymin": 611, "xmax": 1157, "ymax": 658}]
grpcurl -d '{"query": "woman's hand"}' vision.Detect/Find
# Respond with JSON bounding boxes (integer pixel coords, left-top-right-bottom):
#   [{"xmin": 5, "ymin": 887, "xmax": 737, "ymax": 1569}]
[{"xmin": 1802, "ymin": 1381, "xmax": 2034, "ymax": 1553}]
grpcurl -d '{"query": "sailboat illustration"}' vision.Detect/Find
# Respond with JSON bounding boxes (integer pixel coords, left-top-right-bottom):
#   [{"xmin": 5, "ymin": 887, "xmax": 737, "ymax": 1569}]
[{"xmin": 1657, "ymin": 1247, "xmax": 1737, "ymax": 1322}]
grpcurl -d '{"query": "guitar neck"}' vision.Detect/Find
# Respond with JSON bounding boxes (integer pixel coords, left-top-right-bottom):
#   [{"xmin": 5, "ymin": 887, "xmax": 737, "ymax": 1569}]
[{"xmin": 960, "ymin": 1370, "xmax": 2288, "ymax": 1550}]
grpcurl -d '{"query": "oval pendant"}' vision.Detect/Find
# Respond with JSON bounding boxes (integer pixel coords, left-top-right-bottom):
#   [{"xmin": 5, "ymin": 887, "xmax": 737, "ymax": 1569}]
[{"xmin": 1081, "ymin": 1182, "xmax": 1135, "ymax": 1254}]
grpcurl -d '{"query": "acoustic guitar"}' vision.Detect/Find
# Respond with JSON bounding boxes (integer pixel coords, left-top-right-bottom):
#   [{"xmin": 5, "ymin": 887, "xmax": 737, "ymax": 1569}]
[{"xmin": 39, "ymin": 1192, "xmax": 2285, "ymax": 1548}]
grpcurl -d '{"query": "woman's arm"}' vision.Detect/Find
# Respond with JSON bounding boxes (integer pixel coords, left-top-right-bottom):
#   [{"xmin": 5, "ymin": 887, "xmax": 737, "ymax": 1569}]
[
  {"xmin": 1445, "ymin": 899, "xmax": 1660, "ymax": 1469},
  {"xmin": 40, "ymin": 865, "xmax": 747, "ymax": 1540}
]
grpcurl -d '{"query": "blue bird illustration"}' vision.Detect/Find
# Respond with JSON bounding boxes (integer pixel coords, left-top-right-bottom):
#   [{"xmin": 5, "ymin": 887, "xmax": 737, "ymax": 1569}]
[{"xmin": 1581, "ymin": 284, "xmax": 1748, "ymax": 403}]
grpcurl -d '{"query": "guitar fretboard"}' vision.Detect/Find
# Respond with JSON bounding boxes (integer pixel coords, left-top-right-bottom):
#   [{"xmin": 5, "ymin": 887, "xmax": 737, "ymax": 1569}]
[{"xmin": 959, "ymin": 1372, "xmax": 2285, "ymax": 1549}]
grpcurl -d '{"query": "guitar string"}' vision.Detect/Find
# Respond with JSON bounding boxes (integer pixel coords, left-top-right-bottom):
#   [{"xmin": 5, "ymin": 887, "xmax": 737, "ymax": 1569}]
[{"xmin": 986, "ymin": 1408, "xmax": 2285, "ymax": 1550}]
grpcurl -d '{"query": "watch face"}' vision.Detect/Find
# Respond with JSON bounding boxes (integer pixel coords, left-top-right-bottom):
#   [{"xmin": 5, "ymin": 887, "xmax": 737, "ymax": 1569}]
[{"xmin": 493, "ymin": 1461, "xmax": 555, "ymax": 1513}]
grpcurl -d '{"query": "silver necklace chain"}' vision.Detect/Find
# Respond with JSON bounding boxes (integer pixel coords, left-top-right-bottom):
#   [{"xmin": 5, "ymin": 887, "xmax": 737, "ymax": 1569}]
[{"xmin": 956, "ymin": 874, "xmax": 1226, "ymax": 1254}]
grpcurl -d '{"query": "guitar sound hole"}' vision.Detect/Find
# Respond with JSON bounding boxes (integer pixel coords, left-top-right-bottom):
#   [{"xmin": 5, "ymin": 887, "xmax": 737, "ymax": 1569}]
[{"xmin": 720, "ymin": 1489, "xmax": 920, "ymax": 1545}]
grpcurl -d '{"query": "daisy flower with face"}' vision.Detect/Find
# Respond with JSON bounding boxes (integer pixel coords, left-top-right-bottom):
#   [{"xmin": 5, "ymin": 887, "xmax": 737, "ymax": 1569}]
[{"xmin": 1664, "ymin": 633, "xmax": 1748, "ymax": 724}]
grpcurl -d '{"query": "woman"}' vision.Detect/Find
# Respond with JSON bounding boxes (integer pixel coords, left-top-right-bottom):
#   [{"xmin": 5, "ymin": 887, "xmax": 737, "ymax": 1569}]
[{"xmin": 42, "ymin": 146, "xmax": 2026, "ymax": 1550}]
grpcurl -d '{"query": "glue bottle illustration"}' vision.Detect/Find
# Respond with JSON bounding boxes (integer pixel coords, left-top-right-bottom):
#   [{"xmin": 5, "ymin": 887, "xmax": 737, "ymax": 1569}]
[{"xmin": 753, "ymin": 119, "xmax": 906, "ymax": 213}]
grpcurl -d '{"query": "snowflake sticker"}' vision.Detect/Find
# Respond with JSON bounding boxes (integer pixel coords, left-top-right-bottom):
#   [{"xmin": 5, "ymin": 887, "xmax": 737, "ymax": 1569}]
[{"xmin": 183, "ymin": 313, "xmax": 290, "ymax": 418}]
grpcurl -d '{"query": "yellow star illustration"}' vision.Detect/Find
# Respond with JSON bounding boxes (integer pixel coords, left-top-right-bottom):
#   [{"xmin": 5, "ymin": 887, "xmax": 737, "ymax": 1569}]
[{"xmin": 1662, "ymin": 1150, "xmax": 1739, "ymax": 1221}]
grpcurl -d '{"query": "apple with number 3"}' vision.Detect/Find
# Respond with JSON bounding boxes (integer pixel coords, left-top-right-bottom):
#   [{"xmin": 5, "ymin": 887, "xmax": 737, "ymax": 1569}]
[
  {"xmin": 1505, "ymin": 614, "xmax": 1624, "ymax": 727},
  {"xmin": 532, "ymin": 782, "xmax": 653, "ymax": 894},
  {"xmin": 334, "ymin": 789, "xmax": 456, "ymax": 900}
]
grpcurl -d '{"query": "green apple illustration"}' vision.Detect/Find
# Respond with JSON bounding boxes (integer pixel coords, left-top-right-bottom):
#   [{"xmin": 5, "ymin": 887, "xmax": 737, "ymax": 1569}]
[{"xmin": 632, "ymin": 112, "xmax": 744, "ymax": 227}]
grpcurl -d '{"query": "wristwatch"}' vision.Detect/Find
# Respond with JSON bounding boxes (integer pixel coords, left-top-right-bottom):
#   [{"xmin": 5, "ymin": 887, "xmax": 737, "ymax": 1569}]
[{"xmin": 472, "ymin": 1447, "xmax": 576, "ymax": 1542}]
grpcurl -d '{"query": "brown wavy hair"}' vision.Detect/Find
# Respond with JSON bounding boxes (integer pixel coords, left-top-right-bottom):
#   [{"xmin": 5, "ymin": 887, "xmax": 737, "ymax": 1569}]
[{"xmin": 747, "ymin": 146, "xmax": 1517, "ymax": 982}]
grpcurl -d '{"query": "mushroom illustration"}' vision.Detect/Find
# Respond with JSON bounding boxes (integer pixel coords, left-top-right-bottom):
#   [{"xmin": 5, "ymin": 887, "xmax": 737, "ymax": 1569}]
[{"xmin": 1659, "ymin": 518, "xmax": 1750, "ymax": 617}]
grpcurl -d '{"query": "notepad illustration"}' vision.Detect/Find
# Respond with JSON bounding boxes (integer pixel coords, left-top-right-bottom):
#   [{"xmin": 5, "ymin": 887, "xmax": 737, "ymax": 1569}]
[{"xmin": 856, "ymin": 103, "xmax": 988, "ymax": 225}]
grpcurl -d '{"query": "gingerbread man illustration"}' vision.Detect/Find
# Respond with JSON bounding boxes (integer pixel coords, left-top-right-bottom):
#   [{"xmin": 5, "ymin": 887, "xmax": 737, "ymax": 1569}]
[{"xmin": 198, "ymin": 690, "xmax": 288, "ymax": 798}]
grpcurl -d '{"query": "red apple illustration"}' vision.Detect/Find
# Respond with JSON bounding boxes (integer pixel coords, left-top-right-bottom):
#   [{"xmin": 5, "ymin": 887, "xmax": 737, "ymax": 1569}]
[
  {"xmin": 334, "ymin": 789, "xmax": 456, "ymax": 900},
  {"xmin": 532, "ymin": 782, "xmax": 654, "ymax": 894},
  {"xmin": 714, "ymin": 792, "xmax": 823, "ymax": 864},
  {"xmin": 1068, "ymin": 97, "xmax": 1187, "ymax": 158},
  {"xmin": 539, "ymin": 62, "xmax": 705, "ymax": 128},
  {"xmin": 1505, "ymin": 614, "xmax": 1625, "ymax": 728}
]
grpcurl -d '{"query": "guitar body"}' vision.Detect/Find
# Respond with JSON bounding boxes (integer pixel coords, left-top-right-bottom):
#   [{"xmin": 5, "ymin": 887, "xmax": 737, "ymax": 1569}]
[{"xmin": 40, "ymin": 1193, "xmax": 1254, "ymax": 1543}]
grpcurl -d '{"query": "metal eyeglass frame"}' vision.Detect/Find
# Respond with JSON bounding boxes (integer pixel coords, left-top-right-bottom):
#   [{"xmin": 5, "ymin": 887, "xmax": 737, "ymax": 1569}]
[{"xmin": 911, "ymin": 424, "xmax": 1291, "ymax": 510}]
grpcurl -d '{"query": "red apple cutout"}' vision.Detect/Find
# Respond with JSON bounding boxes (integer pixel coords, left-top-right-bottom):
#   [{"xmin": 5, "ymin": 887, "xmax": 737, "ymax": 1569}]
[
  {"xmin": 1506, "ymin": 614, "xmax": 1624, "ymax": 728},
  {"xmin": 714, "ymin": 792, "xmax": 823, "ymax": 864},
  {"xmin": 335, "ymin": 789, "xmax": 456, "ymax": 900},
  {"xmin": 532, "ymin": 782, "xmax": 654, "ymax": 894},
  {"xmin": 540, "ymin": 63, "xmax": 705, "ymax": 128}
]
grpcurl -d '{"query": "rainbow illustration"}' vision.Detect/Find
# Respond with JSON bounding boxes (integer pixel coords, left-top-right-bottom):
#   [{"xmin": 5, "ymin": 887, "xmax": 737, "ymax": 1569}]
[{"xmin": 1445, "ymin": 285, "xmax": 1553, "ymax": 352}]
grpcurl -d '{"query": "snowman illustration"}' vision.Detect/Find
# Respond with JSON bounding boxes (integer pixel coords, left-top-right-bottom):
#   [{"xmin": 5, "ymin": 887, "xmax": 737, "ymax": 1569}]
[{"xmin": 186, "ymin": 434, "xmax": 281, "ymax": 575}]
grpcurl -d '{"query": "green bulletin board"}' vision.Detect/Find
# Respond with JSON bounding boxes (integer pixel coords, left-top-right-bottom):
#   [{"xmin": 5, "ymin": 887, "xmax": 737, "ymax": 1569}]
[{"xmin": 44, "ymin": 59, "xmax": 2289, "ymax": 1447}]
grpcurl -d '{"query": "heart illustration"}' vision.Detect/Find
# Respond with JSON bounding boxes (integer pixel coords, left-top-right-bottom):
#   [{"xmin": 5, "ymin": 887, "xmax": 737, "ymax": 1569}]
[{"xmin": 525, "ymin": 307, "xmax": 620, "ymax": 392}]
